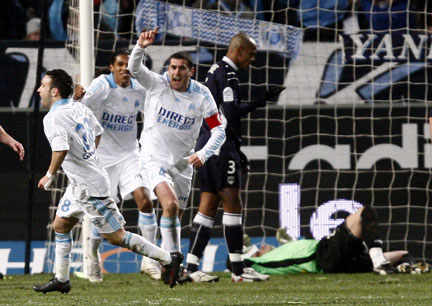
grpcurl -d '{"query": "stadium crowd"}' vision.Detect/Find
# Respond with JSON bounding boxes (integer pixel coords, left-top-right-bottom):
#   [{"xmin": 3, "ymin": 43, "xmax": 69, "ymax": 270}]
[{"xmin": 1, "ymin": 0, "xmax": 431, "ymax": 41}]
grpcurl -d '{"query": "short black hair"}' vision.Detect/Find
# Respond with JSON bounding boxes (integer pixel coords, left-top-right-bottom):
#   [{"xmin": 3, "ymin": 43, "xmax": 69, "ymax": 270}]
[
  {"xmin": 110, "ymin": 48, "xmax": 130, "ymax": 65},
  {"xmin": 45, "ymin": 69, "xmax": 73, "ymax": 99},
  {"xmin": 168, "ymin": 51, "xmax": 194, "ymax": 69}
]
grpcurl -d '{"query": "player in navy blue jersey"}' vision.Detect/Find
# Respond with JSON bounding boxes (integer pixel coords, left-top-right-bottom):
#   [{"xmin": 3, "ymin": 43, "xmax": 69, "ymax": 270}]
[{"xmin": 184, "ymin": 33, "xmax": 284, "ymax": 283}]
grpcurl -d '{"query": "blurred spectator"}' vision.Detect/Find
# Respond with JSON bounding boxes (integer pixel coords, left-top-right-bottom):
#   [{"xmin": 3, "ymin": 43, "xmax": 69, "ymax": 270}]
[
  {"xmin": 94, "ymin": 0, "xmax": 119, "ymax": 39},
  {"xmin": 0, "ymin": 0, "xmax": 27, "ymax": 40},
  {"xmin": 19, "ymin": 0, "xmax": 44, "ymax": 20},
  {"xmin": 49, "ymin": 0, "xmax": 68, "ymax": 40},
  {"xmin": 26, "ymin": 17, "xmax": 40, "ymax": 40},
  {"xmin": 359, "ymin": 0, "xmax": 416, "ymax": 33},
  {"xmin": 192, "ymin": 0, "xmax": 256, "ymax": 20}
]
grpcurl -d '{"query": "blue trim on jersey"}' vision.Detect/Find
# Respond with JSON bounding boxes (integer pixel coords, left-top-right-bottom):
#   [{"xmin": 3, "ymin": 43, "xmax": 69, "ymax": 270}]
[
  {"xmin": 186, "ymin": 79, "xmax": 193, "ymax": 93},
  {"xmin": 105, "ymin": 73, "xmax": 117, "ymax": 88},
  {"xmin": 50, "ymin": 98, "xmax": 70, "ymax": 112},
  {"xmin": 130, "ymin": 78, "xmax": 136, "ymax": 89}
]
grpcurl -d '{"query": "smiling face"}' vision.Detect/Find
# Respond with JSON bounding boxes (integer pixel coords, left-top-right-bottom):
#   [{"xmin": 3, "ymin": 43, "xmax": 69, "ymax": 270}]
[
  {"xmin": 167, "ymin": 58, "xmax": 195, "ymax": 92},
  {"xmin": 110, "ymin": 54, "xmax": 131, "ymax": 87}
]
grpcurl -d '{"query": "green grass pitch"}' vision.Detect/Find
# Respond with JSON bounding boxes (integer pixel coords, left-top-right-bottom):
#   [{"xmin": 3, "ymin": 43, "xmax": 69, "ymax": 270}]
[{"xmin": 1, "ymin": 272, "xmax": 432, "ymax": 305}]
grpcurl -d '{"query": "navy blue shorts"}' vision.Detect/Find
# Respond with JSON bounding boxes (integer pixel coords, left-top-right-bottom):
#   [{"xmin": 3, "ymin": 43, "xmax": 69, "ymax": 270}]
[{"xmin": 197, "ymin": 155, "xmax": 242, "ymax": 192}]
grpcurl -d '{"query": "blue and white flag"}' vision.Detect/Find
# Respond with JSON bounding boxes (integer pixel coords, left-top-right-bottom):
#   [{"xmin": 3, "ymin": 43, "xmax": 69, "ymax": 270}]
[{"xmin": 135, "ymin": 0, "xmax": 303, "ymax": 58}]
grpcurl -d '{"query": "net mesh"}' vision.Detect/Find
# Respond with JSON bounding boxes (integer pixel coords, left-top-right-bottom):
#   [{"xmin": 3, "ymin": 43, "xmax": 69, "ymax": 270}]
[{"xmin": 43, "ymin": 0, "xmax": 432, "ymax": 273}]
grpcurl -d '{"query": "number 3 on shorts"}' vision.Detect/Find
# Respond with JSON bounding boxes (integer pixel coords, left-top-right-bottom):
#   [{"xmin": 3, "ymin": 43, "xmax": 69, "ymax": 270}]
[{"xmin": 227, "ymin": 160, "xmax": 236, "ymax": 174}]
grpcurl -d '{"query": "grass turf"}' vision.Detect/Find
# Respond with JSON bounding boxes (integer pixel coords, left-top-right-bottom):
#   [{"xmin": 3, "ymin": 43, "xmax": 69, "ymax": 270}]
[{"xmin": 0, "ymin": 272, "xmax": 431, "ymax": 305}]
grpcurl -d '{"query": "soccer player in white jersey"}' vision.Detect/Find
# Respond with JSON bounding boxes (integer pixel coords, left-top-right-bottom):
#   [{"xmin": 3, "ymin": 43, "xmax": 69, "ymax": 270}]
[
  {"xmin": 74, "ymin": 49, "xmax": 160, "ymax": 281},
  {"xmin": 128, "ymin": 27, "xmax": 226, "ymax": 259},
  {"xmin": 33, "ymin": 69, "xmax": 182, "ymax": 293}
]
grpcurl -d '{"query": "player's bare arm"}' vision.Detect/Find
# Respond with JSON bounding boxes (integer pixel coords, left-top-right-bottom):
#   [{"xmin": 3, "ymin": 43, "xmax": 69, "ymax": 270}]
[
  {"xmin": 94, "ymin": 135, "xmax": 101, "ymax": 149},
  {"xmin": 38, "ymin": 150, "xmax": 68, "ymax": 190},
  {"xmin": 0, "ymin": 125, "xmax": 25, "ymax": 161}
]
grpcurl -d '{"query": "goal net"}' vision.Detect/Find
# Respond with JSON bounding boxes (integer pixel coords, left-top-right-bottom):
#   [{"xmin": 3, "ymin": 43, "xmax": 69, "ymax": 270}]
[{"xmin": 43, "ymin": 0, "xmax": 432, "ymax": 274}]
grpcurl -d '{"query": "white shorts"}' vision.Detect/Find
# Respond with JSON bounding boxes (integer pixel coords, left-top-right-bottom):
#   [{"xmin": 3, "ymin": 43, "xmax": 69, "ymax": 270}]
[
  {"xmin": 142, "ymin": 158, "xmax": 193, "ymax": 210},
  {"xmin": 106, "ymin": 154, "xmax": 152, "ymax": 202},
  {"xmin": 56, "ymin": 185, "xmax": 126, "ymax": 234}
]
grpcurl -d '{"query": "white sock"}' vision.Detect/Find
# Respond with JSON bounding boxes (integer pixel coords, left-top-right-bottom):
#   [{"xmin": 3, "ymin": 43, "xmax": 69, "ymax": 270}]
[
  {"xmin": 89, "ymin": 222, "xmax": 102, "ymax": 263},
  {"xmin": 54, "ymin": 232, "xmax": 72, "ymax": 282},
  {"xmin": 121, "ymin": 231, "xmax": 171, "ymax": 265},
  {"xmin": 160, "ymin": 216, "xmax": 180, "ymax": 253},
  {"xmin": 138, "ymin": 210, "xmax": 158, "ymax": 244},
  {"xmin": 369, "ymin": 247, "xmax": 388, "ymax": 268}
]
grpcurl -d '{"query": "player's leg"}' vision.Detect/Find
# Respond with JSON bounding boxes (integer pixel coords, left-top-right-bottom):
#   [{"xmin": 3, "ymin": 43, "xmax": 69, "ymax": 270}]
[
  {"xmin": 220, "ymin": 187, "xmax": 269, "ymax": 282},
  {"xmin": 119, "ymin": 156, "xmax": 158, "ymax": 246},
  {"xmin": 185, "ymin": 191, "xmax": 220, "ymax": 282},
  {"xmin": 155, "ymin": 181, "xmax": 181, "ymax": 253},
  {"xmin": 33, "ymin": 216, "xmax": 78, "ymax": 293},
  {"xmin": 354, "ymin": 206, "xmax": 395, "ymax": 274},
  {"xmin": 34, "ymin": 188, "xmax": 81, "ymax": 293},
  {"xmin": 118, "ymin": 157, "xmax": 161, "ymax": 279},
  {"xmin": 88, "ymin": 196, "xmax": 182, "ymax": 287},
  {"xmin": 186, "ymin": 155, "xmax": 219, "ymax": 273},
  {"xmin": 133, "ymin": 187, "xmax": 161, "ymax": 280},
  {"xmin": 86, "ymin": 164, "xmax": 121, "ymax": 282}
]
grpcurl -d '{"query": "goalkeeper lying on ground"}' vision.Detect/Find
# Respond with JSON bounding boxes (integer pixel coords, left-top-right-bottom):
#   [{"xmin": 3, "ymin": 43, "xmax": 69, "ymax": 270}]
[{"xmin": 238, "ymin": 206, "xmax": 428, "ymax": 275}]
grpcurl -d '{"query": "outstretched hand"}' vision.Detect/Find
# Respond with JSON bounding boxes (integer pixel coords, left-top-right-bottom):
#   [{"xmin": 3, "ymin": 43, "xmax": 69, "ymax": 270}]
[{"xmin": 138, "ymin": 26, "xmax": 159, "ymax": 49}]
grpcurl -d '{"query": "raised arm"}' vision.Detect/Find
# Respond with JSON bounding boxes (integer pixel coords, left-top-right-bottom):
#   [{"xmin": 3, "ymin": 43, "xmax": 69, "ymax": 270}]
[{"xmin": 128, "ymin": 26, "xmax": 161, "ymax": 90}]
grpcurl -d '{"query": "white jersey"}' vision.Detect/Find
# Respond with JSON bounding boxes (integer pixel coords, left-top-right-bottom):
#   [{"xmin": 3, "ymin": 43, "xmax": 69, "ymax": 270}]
[
  {"xmin": 129, "ymin": 45, "xmax": 219, "ymax": 167},
  {"xmin": 43, "ymin": 99, "xmax": 110, "ymax": 197},
  {"xmin": 80, "ymin": 73, "xmax": 146, "ymax": 167}
]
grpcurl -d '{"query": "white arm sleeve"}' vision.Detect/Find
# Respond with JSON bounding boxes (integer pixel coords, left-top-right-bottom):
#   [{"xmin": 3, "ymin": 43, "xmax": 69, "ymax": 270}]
[
  {"xmin": 79, "ymin": 78, "xmax": 107, "ymax": 112},
  {"xmin": 195, "ymin": 125, "xmax": 226, "ymax": 163},
  {"xmin": 128, "ymin": 44, "xmax": 161, "ymax": 90}
]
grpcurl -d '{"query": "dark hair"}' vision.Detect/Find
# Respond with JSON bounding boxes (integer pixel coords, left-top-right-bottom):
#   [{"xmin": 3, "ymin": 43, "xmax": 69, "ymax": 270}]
[
  {"xmin": 110, "ymin": 48, "xmax": 130, "ymax": 65},
  {"xmin": 45, "ymin": 69, "xmax": 73, "ymax": 98},
  {"xmin": 168, "ymin": 51, "xmax": 194, "ymax": 69}
]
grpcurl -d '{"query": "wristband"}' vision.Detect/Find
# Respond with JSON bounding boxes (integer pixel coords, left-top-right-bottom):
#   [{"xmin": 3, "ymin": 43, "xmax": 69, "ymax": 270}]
[{"xmin": 46, "ymin": 171, "xmax": 53, "ymax": 179}]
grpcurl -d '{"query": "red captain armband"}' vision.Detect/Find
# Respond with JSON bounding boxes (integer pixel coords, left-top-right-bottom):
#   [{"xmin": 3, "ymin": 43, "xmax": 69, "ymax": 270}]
[{"xmin": 205, "ymin": 113, "xmax": 223, "ymax": 129}]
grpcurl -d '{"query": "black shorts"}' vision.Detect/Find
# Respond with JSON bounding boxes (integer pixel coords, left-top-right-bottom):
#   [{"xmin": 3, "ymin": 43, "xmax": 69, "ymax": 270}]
[
  {"xmin": 316, "ymin": 222, "xmax": 373, "ymax": 273},
  {"xmin": 197, "ymin": 155, "xmax": 242, "ymax": 192}
]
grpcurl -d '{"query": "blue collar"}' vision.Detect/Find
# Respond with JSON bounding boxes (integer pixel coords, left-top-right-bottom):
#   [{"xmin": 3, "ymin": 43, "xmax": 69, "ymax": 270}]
[
  {"xmin": 105, "ymin": 73, "xmax": 136, "ymax": 89},
  {"xmin": 50, "ymin": 98, "xmax": 70, "ymax": 112}
]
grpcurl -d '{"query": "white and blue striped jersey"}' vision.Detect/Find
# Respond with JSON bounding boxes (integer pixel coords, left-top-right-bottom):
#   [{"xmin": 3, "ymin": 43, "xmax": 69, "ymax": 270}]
[
  {"xmin": 80, "ymin": 73, "xmax": 146, "ymax": 167},
  {"xmin": 129, "ymin": 45, "xmax": 220, "ymax": 166},
  {"xmin": 43, "ymin": 99, "xmax": 110, "ymax": 197}
]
